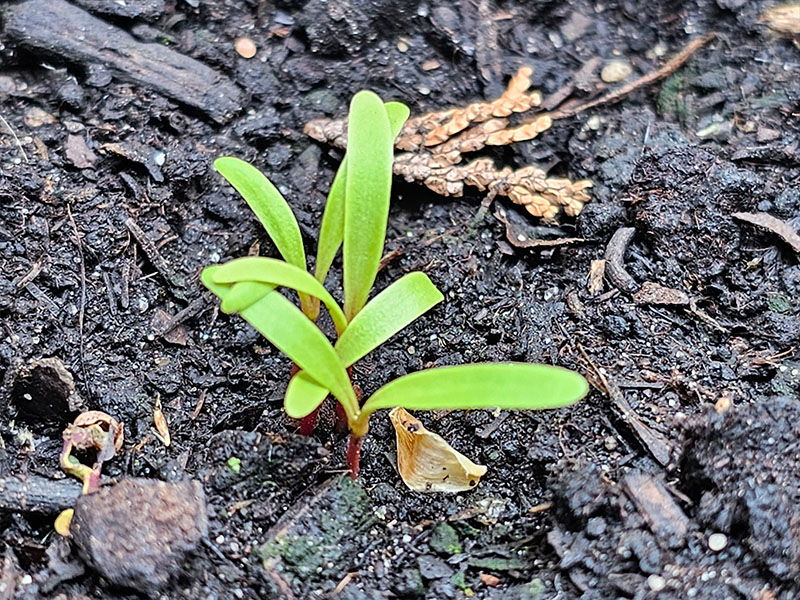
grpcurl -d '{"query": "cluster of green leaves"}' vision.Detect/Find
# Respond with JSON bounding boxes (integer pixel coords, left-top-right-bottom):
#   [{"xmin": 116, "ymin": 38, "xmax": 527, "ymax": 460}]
[{"xmin": 202, "ymin": 90, "xmax": 587, "ymax": 460}]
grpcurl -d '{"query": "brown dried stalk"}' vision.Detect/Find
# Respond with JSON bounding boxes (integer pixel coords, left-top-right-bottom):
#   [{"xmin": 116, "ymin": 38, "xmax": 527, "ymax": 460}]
[{"xmin": 304, "ymin": 35, "xmax": 714, "ymax": 220}]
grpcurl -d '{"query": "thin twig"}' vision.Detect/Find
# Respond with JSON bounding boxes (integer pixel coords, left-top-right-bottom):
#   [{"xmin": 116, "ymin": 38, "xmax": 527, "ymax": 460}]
[
  {"xmin": 0, "ymin": 114, "xmax": 28, "ymax": 163},
  {"xmin": 548, "ymin": 33, "xmax": 716, "ymax": 121},
  {"xmin": 67, "ymin": 204, "xmax": 90, "ymax": 399}
]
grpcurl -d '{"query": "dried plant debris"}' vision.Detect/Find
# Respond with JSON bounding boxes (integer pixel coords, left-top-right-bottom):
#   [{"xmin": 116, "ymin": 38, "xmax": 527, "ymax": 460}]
[
  {"xmin": 389, "ymin": 407, "xmax": 487, "ymax": 493},
  {"xmin": 732, "ymin": 211, "xmax": 800, "ymax": 253},
  {"xmin": 306, "ymin": 66, "xmax": 592, "ymax": 219},
  {"xmin": 761, "ymin": 4, "xmax": 800, "ymax": 45}
]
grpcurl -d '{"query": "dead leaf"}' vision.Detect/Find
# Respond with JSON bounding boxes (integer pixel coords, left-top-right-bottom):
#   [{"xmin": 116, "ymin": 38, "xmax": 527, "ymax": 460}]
[
  {"xmin": 493, "ymin": 203, "xmax": 585, "ymax": 249},
  {"xmin": 732, "ymin": 212, "xmax": 800, "ymax": 253},
  {"xmin": 153, "ymin": 395, "xmax": 171, "ymax": 447},
  {"xmin": 389, "ymin": 407, "xmax": 487, "ymax": 493},
  {"xmin": 54, "ymin": 508, "xmax": 74, "ymax": 536}
]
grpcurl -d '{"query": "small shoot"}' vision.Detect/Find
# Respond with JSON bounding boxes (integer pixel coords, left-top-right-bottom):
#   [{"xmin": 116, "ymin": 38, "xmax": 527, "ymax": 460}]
[{"xmin": 203, "ymin": 89, "xmax": 589, "ymax": 479}]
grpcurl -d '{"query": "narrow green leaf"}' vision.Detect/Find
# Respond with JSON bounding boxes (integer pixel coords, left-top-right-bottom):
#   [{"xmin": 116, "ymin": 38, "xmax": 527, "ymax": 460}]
[
  {"xmin": 215, "ymin": 157, "xmax": 312, "ymax": 315},
  {"xmin": 203, "ymin": 267, "xmax": 273, "ymax": 314},
  {"xmin": 212, "ymin": 257, "xmax": 347, "ymax": 334},
  {"xmin": 343, "ymin": 91, "xmax": 395, "ymax": 320},
  {"xmin": 284, "ymin": 371, "xmax": 329, "ymax": 418},
  {"xmin": 214, "ymin": 157, "xmax": 306, "ymax": 270},
  {"xmin": 314, "ymin": 101, "xmax": 409, "ymax": 288},
  {"xmin": 236, "ymin": 288, "xmax": 358, "ymax": 418},
  {"xmin": 285, "ymin": 271, "xmax": 442, "ymax": 419},
  {"xmin": 221, "ymin": 281, "xmax": 277, "ymax": 314},
  {"xmin": 337, "ymin": 272, "xmax": 443, "ymax": 365},
  {"xmin": 360, "ymin": 363, "xmax": 588, "ymax": 417}
]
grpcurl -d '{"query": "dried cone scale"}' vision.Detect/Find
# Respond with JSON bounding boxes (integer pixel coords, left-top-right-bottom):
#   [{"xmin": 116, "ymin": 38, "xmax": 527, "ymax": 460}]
[{"xmin": 304, "ymin": 66, "xmax": 592, "ymax": 219}]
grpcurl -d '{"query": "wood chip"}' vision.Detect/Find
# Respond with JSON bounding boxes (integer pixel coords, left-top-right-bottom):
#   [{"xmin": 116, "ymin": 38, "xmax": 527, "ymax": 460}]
[
  {"xmin": 65, "ymin": 134, "xmax": 97, "ymax": 169},
  {"xmin": 587, "ymin": 259, "xmax": 606, "ymax": 295},
  {"xmin": 622, "ymin": 471, "xmax": 689, "ymax": 549},
  {"xmin": 633, "ymin": 281, "xmax": 690, "ymax": 305},
  {"xmin": 732, "ymin": 211, "xmax": 800, "ymax": 253}
]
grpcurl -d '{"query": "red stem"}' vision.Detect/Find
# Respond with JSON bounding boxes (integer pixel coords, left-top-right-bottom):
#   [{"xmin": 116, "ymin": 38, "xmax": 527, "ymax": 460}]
[
  {"xmin": 298, "ymin": 406, "xmax": 320, "ymax": 436},
  {"xmin": 346, "ymin": 435, "xmax": 363, "ymax": 479}
]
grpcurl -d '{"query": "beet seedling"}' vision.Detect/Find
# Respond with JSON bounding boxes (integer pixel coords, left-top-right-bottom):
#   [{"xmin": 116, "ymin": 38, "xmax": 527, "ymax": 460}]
[{"xmin": 203, "ymin": 90, "xmax": 588, "ymax": 477}]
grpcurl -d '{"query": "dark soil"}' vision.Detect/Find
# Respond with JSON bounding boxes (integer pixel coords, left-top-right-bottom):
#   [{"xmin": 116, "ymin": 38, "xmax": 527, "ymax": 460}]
[{"xmin": 1, "ymin": 0, "xmax": 799, "ymax": 598}]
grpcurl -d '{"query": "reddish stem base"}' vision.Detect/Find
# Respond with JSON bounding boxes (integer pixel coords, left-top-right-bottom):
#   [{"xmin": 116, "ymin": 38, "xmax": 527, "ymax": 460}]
[
  {"xmin": 346, "ymin": 435, "xmax": 363, "ymax": 479},
  {"xmin": 298, "ymin": 406, "xmax": 320, "ymax": 436}
]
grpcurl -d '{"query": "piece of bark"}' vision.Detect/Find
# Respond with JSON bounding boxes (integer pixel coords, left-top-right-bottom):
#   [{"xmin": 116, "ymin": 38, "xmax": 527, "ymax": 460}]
[
  {"xmin": 4, "ymin": 0, "xmax": 243, "ymax": 124},
  {"xmin": 732, "ymin": 212, "xmax": 800, "ymax": 253},
  {"xmin": 0, "ymin": 474, "xmax": 82, "ymax": 514},
  {"xmin": 634, "ymin": 281, "xmax": 690, "ymax": 305},
  {"xmin": 622, "ymin": 471, "xmax": 690, "ymax": 549},
  {"xmin": 604, "ymin": 227, "xmax": 640, "ymax": 293},
  {"xmin": 70, "ymin": 0, "xmax": 165, "ymax": 22}
]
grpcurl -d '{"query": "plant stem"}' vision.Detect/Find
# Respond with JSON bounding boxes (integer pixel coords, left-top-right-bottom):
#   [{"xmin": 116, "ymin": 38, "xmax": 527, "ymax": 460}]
[
  {"xmin": 298, "ymin": 406, "xmax": 320, "ymax": 436},
  {"xmin": 346, "ymin": 435, "xmax": 363, "ymax": 479}
]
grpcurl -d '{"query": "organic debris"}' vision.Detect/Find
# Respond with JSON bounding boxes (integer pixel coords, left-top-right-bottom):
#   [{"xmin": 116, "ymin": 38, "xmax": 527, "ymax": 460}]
[
  {"xmin": 732, "ymin": 211, "xmax": 800, "ymax": 253},
  {"xmin": 60, "ymin": 410, "xmax": 124, "ymax": 494},
  {"xmin": 306, "ymin": 35, "xmax": 714, "ymax": 220},
  {"xmin": 306, "ymin": 67, "xmax": 591, "ymax": 219},
  {"xmin": 761, "ymin": 4, "xmax": 800, "ymax": 46},
  {"xmin": 389, "ymin": 407, "xmax": 487, "ymax": 493}
]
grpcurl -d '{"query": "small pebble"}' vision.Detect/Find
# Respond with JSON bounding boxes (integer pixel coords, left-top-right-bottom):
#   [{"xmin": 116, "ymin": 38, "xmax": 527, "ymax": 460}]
[
  {"xmin": 604, "ymin": 435, "xmax": 618, "ymax": 451},
  {"xmin": 601, "ymin": 60, "xmax": 633, "ymax": 83},
  {"xmin": 586, "ymin": 115, "xmax": 601, "ymax": 130},
  {"xmin": 647, "ymin": 574, "xmax": 666, "ymax": 592},
  {"xmin": 235, "ymin": 37, "xmax": 257, "ymax": 59},
  {"xmin": 708, "ymin": 532, "xmax": 727, "ymax": 551}
]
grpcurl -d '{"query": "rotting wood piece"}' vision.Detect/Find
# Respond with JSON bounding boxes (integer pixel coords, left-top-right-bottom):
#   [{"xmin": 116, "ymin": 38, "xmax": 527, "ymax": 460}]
[
  {"xmin": 622, "ymin": 471, "xmax": 690, "ymax": 550},
  {"xmin": 4, "ymin": 0, "xmax": 243, "ymax": 124},
  {"xmin": 0, "ymin": 474, "xmax": 82, "ymax": 514},
  {"xmin": 305, "ymin": 66, "xmax": 592, "ymax": 220}
]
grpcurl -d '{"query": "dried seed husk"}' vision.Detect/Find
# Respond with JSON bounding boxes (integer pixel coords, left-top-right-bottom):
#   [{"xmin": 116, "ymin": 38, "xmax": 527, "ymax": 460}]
[{"xmin": 389, "ymin": 407, "xmax": 487, "ymax": 493}]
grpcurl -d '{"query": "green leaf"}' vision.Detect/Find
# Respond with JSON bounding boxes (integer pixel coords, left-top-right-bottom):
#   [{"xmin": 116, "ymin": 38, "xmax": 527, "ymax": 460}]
[
  {"xmin": 285, "ymin": 271, "xmax": 442, "ymax": 419},
  {"xmin": 203, "ymin": 266, "xmax": 273, "ymax": 314},
  {"xmin": 343, "ymin": 92, "xmax": 396, "ymax": 320},
  {"xmin": 214, "ymin": 157, "xmax": 306, "ymax": 270},
  {"xmin": 212, "ymin": 257, "xmax": 347, "ymax": 334},
  {"xmin": 235, "ymin": 285, "xmax": 359, "ymax": 418},
  {"xmin": 337, "ymin": 272, "xmax": 442, "ymax": 365},
  {"xmin": 360, "ymin": 363, "xmax": 588, "ymax": 418},
  {"xmin": 314, "ymin": 101, "xmax": 409, "ymax": 288},
  {"xmin": 215, "ymin": 157, "xmax": 313, "ymax": 315},
  {"xmin": 284, "ymin": 371, "xmax": 329, "ymax": 418}
]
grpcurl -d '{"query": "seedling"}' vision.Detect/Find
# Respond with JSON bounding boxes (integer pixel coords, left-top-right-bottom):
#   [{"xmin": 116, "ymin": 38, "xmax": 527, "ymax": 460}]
[{"xmin": 203, "ymin": 90, "xmax": 588, "ymax": 477}]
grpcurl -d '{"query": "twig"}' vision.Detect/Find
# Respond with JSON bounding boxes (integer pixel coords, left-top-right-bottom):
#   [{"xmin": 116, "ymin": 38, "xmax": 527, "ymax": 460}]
[
  {"xmin": 548, "ymin": 34, "xmax": 716, "ymax": 121},
  {"xmin": 153, "ymin": 295, "xmax": 208, "ymax": 337},
  {"xmin": 604, "ymin": 227, "xmax": 639, "ymax": 293},
  {"xmin": 577, "ymin": 343, "xmax": 673, "ymax": 465},
  {"xmin": 125, "ymin": 217, "xmax": 188, "ymax": 300},
  {"xmin": 0, "ymin": 113, "xmax": 28, "ymax": 163},
  {"xmin": 67, "ymin": 204, "xmax": 90, "ymax": 399},
  {"xmin": 0, "ymin": 474, "xmax": 82, "ymax": 514}
]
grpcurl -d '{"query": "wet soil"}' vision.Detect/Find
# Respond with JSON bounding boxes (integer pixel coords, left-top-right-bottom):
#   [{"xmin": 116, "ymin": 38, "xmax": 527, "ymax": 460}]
[{"xmin": 1, "ymin": 0, "xmax": 799, "ymax": 598}]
